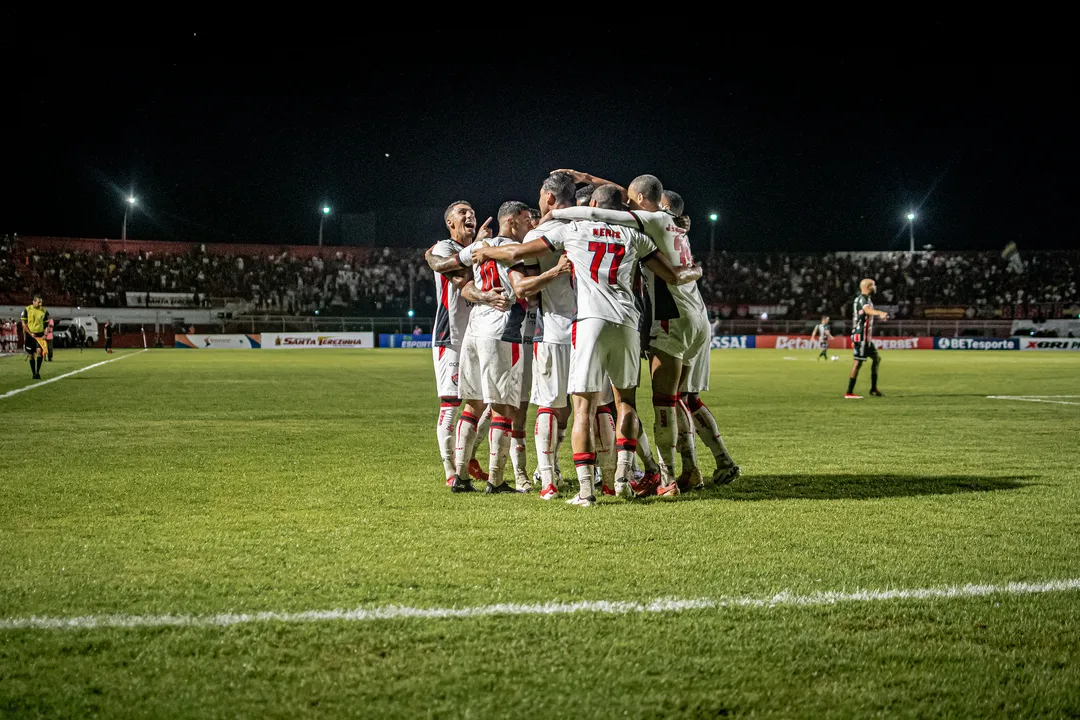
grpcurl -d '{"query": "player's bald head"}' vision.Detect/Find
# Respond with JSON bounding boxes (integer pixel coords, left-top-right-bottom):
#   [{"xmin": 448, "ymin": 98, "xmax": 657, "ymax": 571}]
[
  {"xmin": 661, "ymin": 190, "xmax": 684, "ymax": 216},
  {"xmin": 860, "ymin": 278, "xmax": 876, "ymax": 294},
  {"xmin": 628, "ymin": 174, "xmax": 663, "ymax": 209},
  {"xmin": 591, "ymin": 184, "xmax": 625, "ymax": 210}
]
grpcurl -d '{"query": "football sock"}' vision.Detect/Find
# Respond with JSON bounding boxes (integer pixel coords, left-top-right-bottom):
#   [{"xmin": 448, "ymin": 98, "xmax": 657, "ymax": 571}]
[
  {"xmin": 684, "ymin": 396, "xmax": 733, "ymax": 466},
  {"xmin": 616, "ymin": 438, "xmax": 638, "ymax": 484},
  {"xmin": 475, "ymin": 406, "xmax": 492, "ymax": 452},
  {"xmin": 847, "ymin": 377, "xmax": 857, "ymax": 394},
  {"xmin": 29, "ymin": 356, "xmax": 36, "ymax": 376},
  {"xmin": 573, "ymin": 452, "xmax": 596, "ymax": 498},
  {"xmin": 488, "ymin": 415, "xmax": 512, "ymax": 485},
  {"xmin": 453, "ymin": 410, "xmax": 481, "ymax": 480},
  {"xmin": 437, "ymin": 399, "xmax": 461, "ymax": 478},
  {"xmin": 653, "ymin": 393, "xmax": 679, "ymax": 485},
  {"xmin": 554, "ymin": 421, "xmax": 567, "ymax": 478},
  {"xmin": 595, "ymin": 405, "xmax": 616, "ymax": 487},
  {"xmin": 871, "ymin": 358, "xmax": 880, "ymax": 391},
  {"xmin": 510, "ymin": 429, "xmax": 527, "ymax": 479},
  {"xmin": 636, "ymin": 418, "xmax": 659, "ymax": 474},
  {"xmin": 36, "ymin": 355, "xmax": 43, "ymax": 374},
  {"xmin": 535, "ymin": 408, "xmax": 557, "ymax": 487},
  {"xmin": 676, "ymin": 398, "xmax": 698, "ymax": 471}
]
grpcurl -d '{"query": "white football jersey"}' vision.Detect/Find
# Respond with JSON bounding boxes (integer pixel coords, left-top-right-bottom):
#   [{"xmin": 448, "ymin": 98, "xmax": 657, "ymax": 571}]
[
  {"xmin": 430, "ymin": 238, "xmax": 472, "ymax": 347},
  {"xmin": 538, "ymin": 220, "xmax": 657, "ymax": 329},
  {"xmin": 673, "ymin": 226, "xmax": 708, "ymax": 321},
  {"xmin": 525, "ymin": 219, "xmax": 575, "ymax": 345},
  {"xmin": 467, "ymin": 236, "xmax": 531, "ymax": 343},
  {"xmin": 553, "ymin": 207, "xmax": 706, "ymax": 321}
]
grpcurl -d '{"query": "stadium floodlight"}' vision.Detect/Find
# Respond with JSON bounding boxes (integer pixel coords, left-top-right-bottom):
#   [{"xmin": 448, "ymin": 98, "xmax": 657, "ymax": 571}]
[
  {"xmin": 709, "ymin": 213, "xmax": 718, "ymax": 221},
  {"xmin": 708, "ymin": 213, "xmax": 719, "ymax": 254},
  {"xmin": 122, "ymin": 195, "xmax": 137, "ymax": 241},
  {"xmin": 319, "ymin": 205, "xmax": 331, "ymax": 246},
  {"xmin": 407, "ymin": 309, "xmax": 415, "ymax": 318},
  {"xmin": 906, "ymin": 211, "xmax": 917, "ymax": 252},
  {"xmin": 906, "ymin": 212, "xmax": 916, "ymax": 221}
]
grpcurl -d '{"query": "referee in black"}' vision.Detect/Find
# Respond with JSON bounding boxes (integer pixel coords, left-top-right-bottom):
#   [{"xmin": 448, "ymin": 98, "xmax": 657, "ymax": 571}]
[{"xmin": 104, "ymin": 321, "xmax": 115, "ymax": 354}]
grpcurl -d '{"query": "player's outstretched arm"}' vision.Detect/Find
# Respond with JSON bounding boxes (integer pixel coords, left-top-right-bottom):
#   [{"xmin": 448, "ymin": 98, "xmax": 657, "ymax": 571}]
[
  {"xmin": 425, "ymin": 245, "xmax": 464, "ymax": 275},
  {"xmin": 552, "ymin": 206, "xmax": 642, "ymax": 229},
  {"xmin": 472, "ymin": 238, "xmax": 551, "ymax": 266},
  {"xmin": 643, "ymin": 253, "xmax": 701, "ymax": 286},
  {"xmin": 552, "ymin": 169, "xmax": 627, "ymax": 201},
  {"xmin": 508, "ymin": 255, "xmax": 572, "ymax": 300},
  {"xmin": 459, "ymin": 279, "xmax": 511, "ymax": 312}
]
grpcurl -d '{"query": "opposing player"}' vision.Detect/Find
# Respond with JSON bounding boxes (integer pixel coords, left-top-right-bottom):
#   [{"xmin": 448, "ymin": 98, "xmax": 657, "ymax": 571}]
[
  {"xmin": 846, "ymin": 278, "xmax": 888, "ymax": 398},
  {"xmin": 476, "ymin": 184, "xmax": 702, "ymax": 506},
  {"xmin": 425, "ymin": 201, "xmax": 511, "ymax": 486},
  {"xmin": 20, "ymin": 293, "xmax": 49, "ymax": 380},
  {"xmin": 810, "ymin": 315, "xmax": 832, "ymax": 360},
  {"xmin": 552, "ymin": 172, "xmax": 713, "ymax": 497},
  {"xmin": 661, "ymin": 189, "xmax": 740, "ymax": 490},
  {"xmin": 451, "ymin": 201, "xmax": 571, "ymax": 494}
]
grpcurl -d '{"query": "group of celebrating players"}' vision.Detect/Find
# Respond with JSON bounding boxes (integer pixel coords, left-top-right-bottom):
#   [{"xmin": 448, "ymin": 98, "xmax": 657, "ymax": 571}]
[{"xmin": 425, "ymin": 171, "xmax": 741, "ymax": 506}]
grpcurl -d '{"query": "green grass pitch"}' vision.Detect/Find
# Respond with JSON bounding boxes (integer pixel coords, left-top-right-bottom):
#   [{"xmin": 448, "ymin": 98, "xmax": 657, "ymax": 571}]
[{"xmin": 1, "ymin": 347, "xmax": 1078, "ymax": 717}]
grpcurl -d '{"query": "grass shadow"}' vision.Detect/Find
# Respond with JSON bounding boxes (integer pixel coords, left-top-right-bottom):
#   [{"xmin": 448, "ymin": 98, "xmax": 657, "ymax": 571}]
[{"xmin": 654, "ymin": 474, "xmax": 1035, "ymax": 503}]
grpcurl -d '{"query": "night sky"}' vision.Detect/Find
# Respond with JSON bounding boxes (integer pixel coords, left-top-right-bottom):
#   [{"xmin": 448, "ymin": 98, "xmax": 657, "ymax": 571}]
[{"xmin": 8, "ymin": 52, "xmax": 1073, "ymax": 254}]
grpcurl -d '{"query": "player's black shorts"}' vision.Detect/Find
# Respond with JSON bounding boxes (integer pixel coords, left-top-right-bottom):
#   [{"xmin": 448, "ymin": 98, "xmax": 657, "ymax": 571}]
[
  {"xmin": 24, "ymin": 333, "xmax": 44, "ymax": 355},
  {"xmin": 853, "ymin": 339, "xmax": 879, "ymax": 362}
]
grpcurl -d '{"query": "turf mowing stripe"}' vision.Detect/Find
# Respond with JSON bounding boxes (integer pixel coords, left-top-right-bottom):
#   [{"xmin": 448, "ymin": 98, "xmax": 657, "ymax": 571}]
[
  {"xmin": 3, "ymin": 578, "xmax": 1078, "ymax": 631},
  {"xmin": 987, "ymin": 395, "xmax": 1080, "ymax": 406},
  {"xmin": 0, "ymin": 350, "xmax": 147, "ymax": 400}
]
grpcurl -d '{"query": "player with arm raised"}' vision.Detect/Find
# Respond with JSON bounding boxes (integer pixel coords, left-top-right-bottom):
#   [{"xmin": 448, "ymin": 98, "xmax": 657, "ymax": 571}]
[
  {"xmin": 475, "ymin": 185, "xmax": 701, "ymax": 506},
  {"xmin": 450, "ymin": 201, "xmax": 571, "ymax": 494},
  {"xmin": 551, "ymin": 173, "xmax": 710, "ymax": 497},
  {"xmin": 810, "ymin": 315, "xmax": 833, "ymax": 360},
  {"xmin": 425, "ymin": 201, "xmax": 510, "ymax": 487},
  {"xmin": 846, "ymin": 279, "xmax": 888, "ymax": 398},
  {"xmin": 661, "ymin": 190, "xmax": 740, "ymax": 490}
]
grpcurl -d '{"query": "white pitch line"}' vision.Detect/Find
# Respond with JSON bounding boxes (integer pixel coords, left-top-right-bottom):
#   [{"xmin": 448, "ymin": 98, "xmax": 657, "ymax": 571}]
[
  {"xmin": 987, "ymin": 395, "xmax": 1080, "ymax": 406},
  {"xmin": 0, "ymin": 349, "xmax": 147, "ymax": 401},
  {"xmin": 2, "ymin": 578, "xmax": 1078, "ymax": 632}
]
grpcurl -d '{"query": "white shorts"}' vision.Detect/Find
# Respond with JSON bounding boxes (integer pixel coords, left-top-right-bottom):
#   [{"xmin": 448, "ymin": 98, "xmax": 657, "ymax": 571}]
[
  {"xmin": 651, "ymin": 314, "xmax": 710, "ymax": 362},
  {"xmin": 569, "ymin": 318, "xmax": 640, "ymax": 394},
  {"xmin": 685, "ymin": 339, "xmax": 711, "ymax": 393},
  {"xmin": 432, "ymin": 344, "xmax": 460, "ymax": 398},
  {"xmin": 531, "ymin": 342, "xmax": 570, "ymax": 408},
  {"xmin": 459, "ymin": 335, "xmax": 524, "ymax": 406}
]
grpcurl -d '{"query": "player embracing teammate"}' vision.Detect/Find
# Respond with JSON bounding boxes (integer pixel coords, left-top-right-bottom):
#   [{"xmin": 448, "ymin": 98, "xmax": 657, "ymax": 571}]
[{"xmin": 475, "ymin": 184, "xmax": 701, "ymax": 506}]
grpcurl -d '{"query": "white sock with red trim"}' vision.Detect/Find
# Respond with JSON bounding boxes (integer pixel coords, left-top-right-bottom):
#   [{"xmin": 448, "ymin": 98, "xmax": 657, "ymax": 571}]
[
  {"xmin": 437, "ymin": 399, "xmax": 460, "ymax": 479},
  {"xmin": 535, "ymin": 408, "xmax": 557, "ymax": 487},
  {"xmin": 454, "ymin": 410, "xmax": 481, "ymax": 480},
  {"xmin": 488, "ymin": 415, "xmax": 512, "ymax": 485},
  {"xmin": 595, "ymin": 406, "xmax": 616, "ymax": 487},
  {"xmin": 652, "ymin": 394, "xmax": 678, "ymax": 485},
  {"xmin": 676, "ymin": 398, "xmax": 698, "ymax": 472},
  {"xmin": 510, "ymin": 429, "xmax": 527, "ymax": 481}
]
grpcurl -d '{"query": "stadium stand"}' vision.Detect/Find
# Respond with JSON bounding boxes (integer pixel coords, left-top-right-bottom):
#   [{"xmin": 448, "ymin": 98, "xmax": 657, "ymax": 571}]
[{"xmin": 2, "ymin": 235, "xmax": 1077, "ymax": 323}]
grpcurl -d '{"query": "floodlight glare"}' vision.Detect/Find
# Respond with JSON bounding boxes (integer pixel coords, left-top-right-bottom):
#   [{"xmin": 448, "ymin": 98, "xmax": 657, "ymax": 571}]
[{"xmin": 709, "ymin": 213, "xmax": 718, "ymax": 221}]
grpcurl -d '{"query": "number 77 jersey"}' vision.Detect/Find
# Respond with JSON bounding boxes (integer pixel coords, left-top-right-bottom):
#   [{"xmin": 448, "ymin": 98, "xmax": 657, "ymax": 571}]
[{"xmin": 538, "ymin": 220, "xmax": 658, "ymax": 330}]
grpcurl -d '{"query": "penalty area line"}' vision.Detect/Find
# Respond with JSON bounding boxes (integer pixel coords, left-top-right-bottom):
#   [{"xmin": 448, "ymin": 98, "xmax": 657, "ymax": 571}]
[
  {"xmin": 0, "ymin": 349, "xmax": 148, "ymax": 401},
  {"xmin": 2, "ymin": 577, "xmax": 1079, "ymax": 632}
]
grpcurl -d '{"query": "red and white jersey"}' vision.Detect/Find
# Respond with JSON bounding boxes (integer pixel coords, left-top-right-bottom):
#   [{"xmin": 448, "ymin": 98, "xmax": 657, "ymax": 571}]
[
  {"xmin": 673, "ymin": 226, "xmax": 708, "ymax": 320},
  {"xmin": 467, "ymin": 236, "xmax": 531, "ymax": 343},
  {"xmin": 525, "ymin": 220, "xmax": 575, "ymax": 345},
  {"xmin": 430, "ymin": 238, "xmax": 472, "ymax": 348},
  {"xmin": 538, "ymin": 220, "xmax": 657, "ymax": 330},
  {"xmin": 553, "ymin": 207, "xmax": 705, "ymax": 322}
]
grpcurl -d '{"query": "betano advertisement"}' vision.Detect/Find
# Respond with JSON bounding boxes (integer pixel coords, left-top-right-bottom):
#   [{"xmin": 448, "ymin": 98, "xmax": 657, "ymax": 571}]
[{"xmin": 262, "ymin": 332, "xmax": 374, "ymax": 349}]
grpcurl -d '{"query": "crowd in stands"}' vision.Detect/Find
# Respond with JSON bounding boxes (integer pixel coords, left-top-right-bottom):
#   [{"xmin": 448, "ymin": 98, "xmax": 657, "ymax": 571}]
[
  {"xmin": 701, "ymin": 249, "xmax": 1080, "ymax": 320},
  {"xmin": 3, "ymin": 234, "xmax": 1078, "ymax": 321}
]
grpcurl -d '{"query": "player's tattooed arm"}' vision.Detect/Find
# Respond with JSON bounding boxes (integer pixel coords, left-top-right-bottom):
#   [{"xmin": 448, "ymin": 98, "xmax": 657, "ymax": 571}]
[
  {"xmin": 459, "ymin": 279, "xmax": 511, "ymax": 312},
  {"xmin": 643, "ymin": 252, "xmax": 701, "ymax": 286},
  {"xmin": 507, "ymin": 255, "xmax": 572, "ymax": 300},
  {"xmin": 552, "ymin": 169, "xmax": 627, "ymax": 202},
  {"xmin": 472, "ymin": 238, "xmax": 551, "ymax": 265},
  {"xmin": 425, "ymin": 245, "xmax": 464, "ymax": 275}
]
